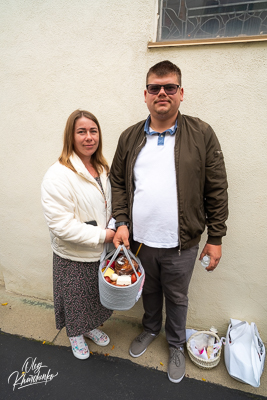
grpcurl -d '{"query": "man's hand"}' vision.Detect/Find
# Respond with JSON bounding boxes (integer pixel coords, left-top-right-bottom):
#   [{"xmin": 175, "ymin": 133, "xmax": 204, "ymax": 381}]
[
  {"xmin": 199, "ymin": 244, "xmax": 222, "ymax": 272},
  {"xmin": 113, "ymin": 225, "xmax": 130, "ymax": 249}
]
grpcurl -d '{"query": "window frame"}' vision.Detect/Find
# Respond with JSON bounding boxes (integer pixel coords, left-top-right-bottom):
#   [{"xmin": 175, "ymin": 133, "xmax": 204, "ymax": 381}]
[{"xmin": 150, "ymin": 0, "xmax": 267, "ymax": 47}]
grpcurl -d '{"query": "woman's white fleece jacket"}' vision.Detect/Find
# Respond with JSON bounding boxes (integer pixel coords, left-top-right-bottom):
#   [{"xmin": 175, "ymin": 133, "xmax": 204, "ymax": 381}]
[{"xmin": 41, "ymin": 152, "xmax": 112, "ymax": 262}]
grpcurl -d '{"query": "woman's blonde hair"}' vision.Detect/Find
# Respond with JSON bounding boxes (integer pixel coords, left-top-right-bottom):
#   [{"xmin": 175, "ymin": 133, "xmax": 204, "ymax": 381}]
[{"xmin": 59, "ymin": 110, "xmax": 109, "ymax": 175}]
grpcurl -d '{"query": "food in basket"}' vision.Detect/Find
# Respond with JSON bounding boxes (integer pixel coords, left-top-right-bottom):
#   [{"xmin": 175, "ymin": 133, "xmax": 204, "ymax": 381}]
[
  {"xmin": 131, "ymin": 273, "xmax": 137, "ymax": 284},
  {"xmin": 189, "ymin": 333, "xmax": 221, "ymax": 360},
  {"xmin": 116, "ymin": 275, "xmax": 131, "ymax": 286},
  {"xmin": 106, "ymin": 260, "xmax": 115, "ymax": 269},
  {"xmin": 131, "ymin": 271, "xmax": 141, "ymax": 284},
  {"xmin": 102, "ymin": 253, "xmax": 142, "ymax": 287},
  {"xmin": 207, "ymin": 346, "xmax": 213, "ymax": 359},
  {"xmin": 104, "ymin": 267, "xmax": 115, "ymax": 278},
  {"xmin": 115, "ymin": 255, "xmax": 138, "ymax": 275},
  {"xmin": 110, "ymin": 273, "xmax": 118, "ymax": 282}
]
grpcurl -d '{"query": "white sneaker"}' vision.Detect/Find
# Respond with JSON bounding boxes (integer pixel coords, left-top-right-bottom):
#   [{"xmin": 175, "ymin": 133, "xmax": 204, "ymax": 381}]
[
  {"xmin": 69, "ymin": 335, "xmax": 89, "ymax": 360},
  {"xmin": 84, "ymin": 329, "xmax": 110, "ymax": 347}
]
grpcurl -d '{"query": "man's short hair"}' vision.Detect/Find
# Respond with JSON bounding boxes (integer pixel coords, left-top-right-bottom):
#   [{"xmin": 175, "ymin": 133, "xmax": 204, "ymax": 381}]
[{"xmin": 146, "ymin": 60, "xmax": 182, "ymax": 85}]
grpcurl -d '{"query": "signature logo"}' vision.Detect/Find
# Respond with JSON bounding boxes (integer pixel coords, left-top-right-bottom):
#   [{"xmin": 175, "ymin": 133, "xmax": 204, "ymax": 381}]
[{"xmin": 8, "ymin": 357, "xmax": 58, "ymax": 391}]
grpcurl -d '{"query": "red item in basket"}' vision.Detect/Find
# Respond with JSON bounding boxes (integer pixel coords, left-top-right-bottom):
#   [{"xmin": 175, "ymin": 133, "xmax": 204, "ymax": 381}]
[{"xmin": 106, "ymin": 260, "xmax": 115, "ymax": 269}]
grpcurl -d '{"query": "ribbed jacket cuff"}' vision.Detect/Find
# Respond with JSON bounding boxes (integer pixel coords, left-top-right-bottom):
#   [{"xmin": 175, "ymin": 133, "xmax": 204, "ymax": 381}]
[
  {"xmin": 114, "ymin": 215, "xmax": 129, "ymax": 224},
  {"xmin": 99, "ymin": 230, "xmax": 106, "ymax": 244},
  {"xmin": 207, "ymin": 236, "xmax": 222, "ymax": 245}
]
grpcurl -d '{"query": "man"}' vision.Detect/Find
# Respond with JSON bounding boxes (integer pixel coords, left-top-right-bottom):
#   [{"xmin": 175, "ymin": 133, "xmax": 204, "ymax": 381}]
[{"xmin": 110, "ymin": 60, "xmax": 228, "ymax": 383}]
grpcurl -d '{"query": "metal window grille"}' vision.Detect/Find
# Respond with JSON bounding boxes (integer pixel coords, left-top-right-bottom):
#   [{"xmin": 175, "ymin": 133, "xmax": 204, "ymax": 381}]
[{"xmin": 157, "ymin": 0, "xmax": 267, "ymax": 41}]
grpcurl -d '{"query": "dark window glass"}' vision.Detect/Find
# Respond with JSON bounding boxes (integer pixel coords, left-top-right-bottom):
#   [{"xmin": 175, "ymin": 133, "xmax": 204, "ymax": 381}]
[{"xmin": 157, "ymin": 0, "xmax": 267, "ymax": 41}]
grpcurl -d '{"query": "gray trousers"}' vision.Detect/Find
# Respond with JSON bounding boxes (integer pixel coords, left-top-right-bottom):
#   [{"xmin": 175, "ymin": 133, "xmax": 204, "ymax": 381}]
[{"xmin": 131, "ymin": 240, "xmax": 199, "ymax": 348}]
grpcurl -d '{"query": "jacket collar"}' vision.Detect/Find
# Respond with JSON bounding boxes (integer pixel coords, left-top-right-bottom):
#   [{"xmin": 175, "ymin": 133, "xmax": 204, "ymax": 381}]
[
  {"xmin": 69, "ymin": 152, "xmax": 107, "ymax": 186},
  {"xmin": 144, "ymin": 114, "xmax": 178, "ymax": 135}
]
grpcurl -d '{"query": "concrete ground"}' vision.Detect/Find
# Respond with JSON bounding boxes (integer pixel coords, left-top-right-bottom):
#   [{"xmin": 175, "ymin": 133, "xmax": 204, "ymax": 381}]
[{"xmin": 0, "ymin": 285, "xmax": 266, "ymax": 397}]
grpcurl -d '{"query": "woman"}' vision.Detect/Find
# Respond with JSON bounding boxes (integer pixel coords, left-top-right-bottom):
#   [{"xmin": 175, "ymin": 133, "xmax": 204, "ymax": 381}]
[{"xmin": 41, "ymin": 110, "xmax": 115, "ymax": 360}]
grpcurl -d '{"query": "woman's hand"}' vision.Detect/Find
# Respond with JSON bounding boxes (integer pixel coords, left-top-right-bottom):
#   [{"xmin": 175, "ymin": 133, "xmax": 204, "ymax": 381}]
[{"xmin": 105, "ymin": 229, "xmax": 116, "ymax": 243}]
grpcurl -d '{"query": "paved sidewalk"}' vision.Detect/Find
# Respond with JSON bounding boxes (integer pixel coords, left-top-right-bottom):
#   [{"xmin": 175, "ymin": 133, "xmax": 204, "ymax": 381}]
[
  {"xmin": 0, "ymin": 285, "xmax": 266, "ymax": 398},
  {"xmin": 2, "ymin": 332, "xmax": 267, "ymax": 400}
]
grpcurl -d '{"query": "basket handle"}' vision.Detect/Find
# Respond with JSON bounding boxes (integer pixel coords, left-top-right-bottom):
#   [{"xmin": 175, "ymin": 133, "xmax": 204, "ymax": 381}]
[
  {"xmin": 103, "ymin": 246, "xmax": 117, "ymax": 261},
  {"xmin": 102, "ymin": 245, "xmax": 123, "ymax": 274},
  {"xmin": 121, "ymin": 245, "xmax": 139, "ymax": 279}
]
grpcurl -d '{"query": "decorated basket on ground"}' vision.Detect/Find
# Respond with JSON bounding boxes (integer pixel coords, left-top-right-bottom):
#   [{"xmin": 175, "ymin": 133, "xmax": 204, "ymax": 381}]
[
  {"xmin": 98, "ymin": 244, "xmax": 145, "ymax": 311},
  {"xmin": 186, "ymin": 330, "xmax": 222, "ymax": 369}
]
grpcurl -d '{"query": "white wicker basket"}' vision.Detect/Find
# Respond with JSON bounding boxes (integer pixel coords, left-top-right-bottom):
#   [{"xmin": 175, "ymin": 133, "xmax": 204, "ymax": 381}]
[
  {"xmin": 98, "ymin": 245, "xmax": 145, "ymax": 311},
  {"xmin": 186, "ymin": 330, "xmax": 222, "ymax": 369}
]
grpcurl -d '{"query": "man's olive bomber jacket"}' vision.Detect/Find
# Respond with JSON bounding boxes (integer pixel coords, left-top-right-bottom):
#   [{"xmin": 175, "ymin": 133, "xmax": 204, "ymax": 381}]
[{"xmin": 110, "ymin": 112, "xmax": 228, "ymax": 251}]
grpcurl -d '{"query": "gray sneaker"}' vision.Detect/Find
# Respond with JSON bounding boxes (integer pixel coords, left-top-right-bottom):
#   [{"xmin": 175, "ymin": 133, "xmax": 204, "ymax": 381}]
[
  {"xmin": 168, "ymin": 347, "xmax": 186, "ymax": 383},
  {"xmin": 129, "ymin": 331, "xmax": 158, "ymax": 358}
]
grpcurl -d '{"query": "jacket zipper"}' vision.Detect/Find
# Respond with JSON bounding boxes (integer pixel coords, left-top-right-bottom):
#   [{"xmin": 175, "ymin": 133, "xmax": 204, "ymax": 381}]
[{"xmin": 174, "ymin": 126, "xmax": 181, "ymax": 255}]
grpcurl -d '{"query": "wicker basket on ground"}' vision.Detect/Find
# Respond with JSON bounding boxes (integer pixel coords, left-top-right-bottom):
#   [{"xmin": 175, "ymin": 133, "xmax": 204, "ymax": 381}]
[{"xmin": 186, "ymin": 330, "xmax": 222, "ymax": 369}]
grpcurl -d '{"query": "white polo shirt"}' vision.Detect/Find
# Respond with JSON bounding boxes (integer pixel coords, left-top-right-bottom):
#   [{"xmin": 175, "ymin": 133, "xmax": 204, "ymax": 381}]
[{"xmin": 132, "ymin": 118, "xmax": 179, "ymax": 248}]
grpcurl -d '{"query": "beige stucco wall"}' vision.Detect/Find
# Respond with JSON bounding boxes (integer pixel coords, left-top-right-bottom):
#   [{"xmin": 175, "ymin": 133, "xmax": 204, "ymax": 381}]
[{"xmin": 0, "ymin": 1, "xmax": 266, "ymax": 340}]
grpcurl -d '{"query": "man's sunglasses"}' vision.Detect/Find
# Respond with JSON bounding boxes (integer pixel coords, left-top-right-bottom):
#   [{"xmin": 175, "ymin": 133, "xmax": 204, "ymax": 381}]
[{"xmin": 146, "ymin": 84, "xmax": 180, "ymax": 95}]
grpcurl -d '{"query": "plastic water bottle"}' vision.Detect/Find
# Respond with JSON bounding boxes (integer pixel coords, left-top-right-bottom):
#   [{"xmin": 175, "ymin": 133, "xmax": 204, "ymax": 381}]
[{"xmin": 201, "ymin": 255, "xmax": 210, "ymax": 268}]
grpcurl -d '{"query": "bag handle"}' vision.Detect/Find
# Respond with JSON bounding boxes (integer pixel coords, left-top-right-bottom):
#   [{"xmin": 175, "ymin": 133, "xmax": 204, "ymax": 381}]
[
  {"xmin": 251, "ymin": 323, "xmax": 264, "ymax": 362},
  {"xmin": 228, "ymin": 321, "xmax": 249, "ymax": 344}
]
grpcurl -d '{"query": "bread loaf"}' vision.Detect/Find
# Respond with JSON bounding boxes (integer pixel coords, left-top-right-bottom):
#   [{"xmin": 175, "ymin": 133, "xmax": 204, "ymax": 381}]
[{"xmin": 115, "ymin": 255, "xmax": 138, "ymax": 275}]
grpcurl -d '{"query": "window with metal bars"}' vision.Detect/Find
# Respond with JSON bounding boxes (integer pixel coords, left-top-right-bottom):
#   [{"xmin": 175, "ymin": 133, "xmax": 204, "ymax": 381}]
[{"xmin": 157, "ymin": 0, "xmax": 267, "ymax": 41}]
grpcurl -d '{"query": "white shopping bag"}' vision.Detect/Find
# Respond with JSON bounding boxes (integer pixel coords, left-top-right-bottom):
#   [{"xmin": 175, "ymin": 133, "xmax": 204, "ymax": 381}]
[{"xmin": 223, "ymin": 319, "xmax": 266, "ymax": 387}]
